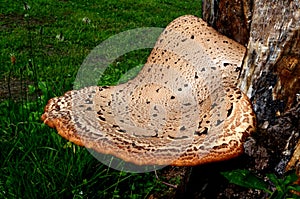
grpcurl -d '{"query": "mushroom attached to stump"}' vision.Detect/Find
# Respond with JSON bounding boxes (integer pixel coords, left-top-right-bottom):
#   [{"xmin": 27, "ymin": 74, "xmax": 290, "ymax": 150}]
[{"xmin": 41, "ymin": 15, "xmax": 256, "ymax": 166}]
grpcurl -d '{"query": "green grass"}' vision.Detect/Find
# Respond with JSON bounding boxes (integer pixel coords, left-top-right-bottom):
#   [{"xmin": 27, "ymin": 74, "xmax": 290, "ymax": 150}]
[
  {"xmin": 0, "ymin": 0, "xmax": 201, "ymax": 198},
  {"xmin": 221, "ymin": 169, "xmax": 300, "ymax": 199}
]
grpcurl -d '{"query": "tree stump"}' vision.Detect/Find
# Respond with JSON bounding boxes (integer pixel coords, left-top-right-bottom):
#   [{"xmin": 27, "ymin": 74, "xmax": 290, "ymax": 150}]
[{"xmin": 178, "ymin": 1, "xmax": 300, "ymax": 198}]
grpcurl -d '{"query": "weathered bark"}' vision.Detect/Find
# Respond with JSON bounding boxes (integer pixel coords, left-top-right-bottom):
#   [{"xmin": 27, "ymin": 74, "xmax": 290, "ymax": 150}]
[
  {"xmin": 179, "ymin": 0, "xmax": 300, "ymax": 198},
  {"xmin": 203, "ymin": 0, "xmax": 300, "ymax": 118},
  {"xmin": 202, "ymin": 0, "xmax": 253, "ymax": 45}
]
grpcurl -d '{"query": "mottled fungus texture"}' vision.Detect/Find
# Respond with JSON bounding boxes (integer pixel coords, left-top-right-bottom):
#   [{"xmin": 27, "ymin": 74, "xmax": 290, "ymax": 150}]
[{"xmin": 41, "ymin": 15, "xmax": 256, "ymax": 166}]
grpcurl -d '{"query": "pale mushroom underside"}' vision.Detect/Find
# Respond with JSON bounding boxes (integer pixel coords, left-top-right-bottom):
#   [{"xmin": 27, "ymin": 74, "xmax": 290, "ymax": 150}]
[{"xmin": 41, "ymin": 15, "xmax": 256, "ymax": 166}]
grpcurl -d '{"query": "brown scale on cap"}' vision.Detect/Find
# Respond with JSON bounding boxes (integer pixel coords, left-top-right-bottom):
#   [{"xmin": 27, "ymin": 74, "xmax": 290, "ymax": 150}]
[{"xmin": 41, "ymin": 15, "xmax": 256, "ymax": 166}]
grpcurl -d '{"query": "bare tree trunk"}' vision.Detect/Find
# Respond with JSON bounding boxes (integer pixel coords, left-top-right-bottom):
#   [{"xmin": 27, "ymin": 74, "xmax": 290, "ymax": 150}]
[
  {"xmin": 202, "ymin": 0, "xmax": 253, "ymax": 45},
  {"xmin": 178, "ymin": 0, "xmax": 300, "ymax": 197},
  {"xmin": 203, "ymin": 0, "xmax": 300, "ymax": 116}
]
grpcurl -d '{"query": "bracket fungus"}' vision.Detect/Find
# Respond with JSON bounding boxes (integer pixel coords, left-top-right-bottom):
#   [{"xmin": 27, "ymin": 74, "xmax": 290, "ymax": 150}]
[{"xmin": 41, "ymin": 15, "xmax": 256, "ymax": 166}]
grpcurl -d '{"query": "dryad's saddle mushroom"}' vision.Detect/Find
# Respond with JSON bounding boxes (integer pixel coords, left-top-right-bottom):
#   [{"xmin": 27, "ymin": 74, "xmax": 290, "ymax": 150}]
[{"xmin": 41, "ymin": 15, "xmax": 256, "ymax": 166}]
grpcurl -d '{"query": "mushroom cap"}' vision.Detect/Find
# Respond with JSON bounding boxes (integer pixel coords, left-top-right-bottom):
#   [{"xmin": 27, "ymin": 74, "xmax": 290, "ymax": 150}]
[{"xmin": 41, "ymin": 15, "xmax": 256, "ymax": 166}]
